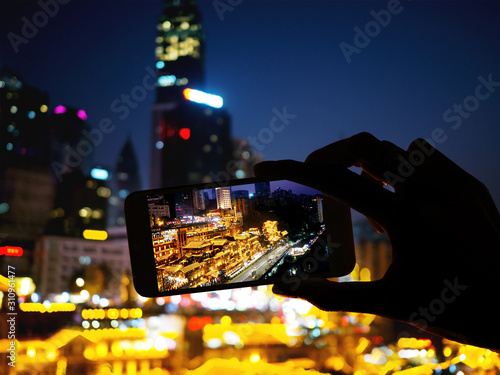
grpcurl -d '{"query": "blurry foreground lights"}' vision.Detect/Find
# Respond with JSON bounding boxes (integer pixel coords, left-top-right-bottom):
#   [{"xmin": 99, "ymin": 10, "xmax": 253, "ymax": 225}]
[
  {"xmin": 31, "ymin": 292, "xmax": 39, "ymax": 303},
  {"xmin": 80, "ymin": 289, "xmax": 90, "ymax": 299}
]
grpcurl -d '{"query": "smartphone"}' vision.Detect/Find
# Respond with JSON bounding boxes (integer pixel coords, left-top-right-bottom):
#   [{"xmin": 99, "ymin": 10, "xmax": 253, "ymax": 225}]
[{"xmin": 124, "ymin": 178, "xmax": 355, "ymax": 297}]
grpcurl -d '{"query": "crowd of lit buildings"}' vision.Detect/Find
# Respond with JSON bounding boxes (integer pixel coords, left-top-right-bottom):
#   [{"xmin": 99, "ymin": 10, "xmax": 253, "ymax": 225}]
[
  {"xmin": 2, "ymin": 265, "xmax": 499, "ymax": 375},
  {"xmin": 150, "ymin": 196, "xmax": 291, "ymax": 292}
]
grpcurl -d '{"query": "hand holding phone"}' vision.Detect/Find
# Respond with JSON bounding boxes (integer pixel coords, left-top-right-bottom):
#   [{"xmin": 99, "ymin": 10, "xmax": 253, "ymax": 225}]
[{"xmin": 125, "ymin": 178, "xmax": 355, "ymax": 297}]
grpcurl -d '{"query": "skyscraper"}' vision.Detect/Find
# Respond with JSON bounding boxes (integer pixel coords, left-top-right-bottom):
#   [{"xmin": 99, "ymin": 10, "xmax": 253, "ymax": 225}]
[
  {"xmin": 150, "ymin": 1, "xmax": 233, "ymax": 189},
  {"xmin": 0, "ymin": 67, "xmax": 52, "ymax": 170},
  {"xmin": 215, "ymin": 187, "xmax": 232, "ymax": 210},
  {"xmin": 0, "ymin": 68, "xmax": 55, "ymax": 248},
  {"xmin": 155, "ymin": 0, "xmax": 204, "ymax": 103}
]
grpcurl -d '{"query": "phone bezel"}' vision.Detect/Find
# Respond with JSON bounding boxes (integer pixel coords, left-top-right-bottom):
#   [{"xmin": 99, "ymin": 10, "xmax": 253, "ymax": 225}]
[{"xmin": 124, "ymin": 177, "xmax": 355, "ymax": 297}]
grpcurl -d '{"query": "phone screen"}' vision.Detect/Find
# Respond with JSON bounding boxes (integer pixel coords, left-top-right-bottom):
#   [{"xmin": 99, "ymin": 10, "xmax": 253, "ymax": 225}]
[{"xmin": 146, "ymin": 180, "xmax": 329, "ymax": 293}]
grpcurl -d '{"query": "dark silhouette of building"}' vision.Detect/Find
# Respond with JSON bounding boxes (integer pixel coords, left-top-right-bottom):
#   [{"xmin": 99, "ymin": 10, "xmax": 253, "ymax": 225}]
[
  {"xmin": 50, "ymin": 105, "xmax": 93, "ymax": 182},
  {"xmin": 0, "ymin": 68, "xmax": 55, "ymax": 260},
  {"xmin": 108, "ymin": 138, "xmax": 141, "ymax": 227},
  {"xmin": 0, "ymin": 67, "xmax": 52, "ymax": 170},
  {"xmin": 45, "ymin": 169, "xmax": 108, "ymax": 237}
]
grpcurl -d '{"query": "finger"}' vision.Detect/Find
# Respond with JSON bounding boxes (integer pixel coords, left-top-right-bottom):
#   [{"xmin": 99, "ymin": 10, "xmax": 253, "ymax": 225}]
[
  {"xmin": 305, "ymin": 132, "xmax": 407, "ymax": 183},
  {"xmin": 272, "ymin": 278, "xmax": 400, "ymax": 320},
  {"xmin": 254, "ymin": 160, "xmax": 398, "ymax": 225},
  {"xmin": 406, "ymin": 139, "xmax": 500, "ymax": 227}
]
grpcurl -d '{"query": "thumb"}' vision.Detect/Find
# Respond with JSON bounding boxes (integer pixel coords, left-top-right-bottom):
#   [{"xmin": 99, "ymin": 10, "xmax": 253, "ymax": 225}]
[{"xmin": 273, "ymin": 278, "xmax": 398, "ymax": 319}]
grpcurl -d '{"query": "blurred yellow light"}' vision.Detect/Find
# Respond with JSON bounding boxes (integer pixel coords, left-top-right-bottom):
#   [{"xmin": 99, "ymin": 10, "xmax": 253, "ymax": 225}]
[
  {"xmin": 76, "ymin": 278, "xmax": 85, "ymax": 287},
  {"xmin": 20, "ymin": 302, "xmax": 76, "ymax": 313},
  {"xmin": 271, "ymin": 316, "xmax": 281, "ymax": 324},
  {"xmin": 356, "ymin": 337, "xmax": 370, "ymax": 354},
  {"xmin": 47, "ymin": 350, "xmax": 56, "ymax": 361},
  {"xmin": 111, "ymin": 342, "xmax": 123, "ymax": 357},
  {"xmin": 107, "ymin": 308, "xmax": 119, "ymax": 320},
  {"xmin": 360, "ymin": 268, "xmax": 371, "ymax": 281},
  {"xmin": 83, "ymin": 346, "xmax": 95, "ymax": 360},
  {"xmin": 79, "ymin": 207, "xmax": 92, "ymax": 218},
  {"xmin": 40, "ymin": 104, "xmax": 48, "ymax": 113},
  {"xmin": 96, "ymin": 342, "xmax": 108, "ymax": 357},
  {"xmin": 249, "ymin": 353, "xmax": 260, "ymax": 363},
  {"xmin": 83, "ymin": 229, "xmax": 108, "ymax": 241},
  {"xmin": 27, "ymin": 348, "xmax": 36, "ymax": 357},
  {"xmin": 443, "ymin": 346, "xmax": 452, "ymax": 357},
  {"xmin": 97, "ymin": 187, "xmax": 111, "ymax": 198},
  {"xmin": 120, "ymin": 308, "xmax": 129, "ymax": 319},
  {"xmin": 220, "ymin": 315, "xmax": 231, "ymax": 326}
]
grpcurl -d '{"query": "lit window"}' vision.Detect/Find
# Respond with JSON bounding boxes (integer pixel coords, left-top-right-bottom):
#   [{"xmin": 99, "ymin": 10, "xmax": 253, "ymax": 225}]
[
  {"xmin": 80, "ymin": 207, "xmax": 93, "ymax": 218},
  {"xmin": 97, "ymin": 187, "xmax": 111, "ymax": 198},
  {"xmin": 92, "ymin": 209, "xmax": 103, "ymax": 219}
]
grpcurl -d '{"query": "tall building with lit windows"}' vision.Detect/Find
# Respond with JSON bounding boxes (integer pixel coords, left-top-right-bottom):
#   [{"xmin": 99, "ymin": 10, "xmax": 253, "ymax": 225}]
[
  {"xmin": 215, "ymin": 187, "xmax": 232, "ymax": 210},
  {"xmin": 0, "ymin": 67, "xmax": 55, "ymax": 253},
  {"xmin": 155, "ymin": 0, "xmax": 205, "ymax": 103},
  {"xmin": 150, "ymin": 0, "xmax": 233, "ymax": 189}
]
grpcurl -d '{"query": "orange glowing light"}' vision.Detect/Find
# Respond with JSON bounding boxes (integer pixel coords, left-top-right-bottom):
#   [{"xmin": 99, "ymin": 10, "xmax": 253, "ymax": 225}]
[{"xmin": 0, "ymin": 246, "xmax": 23, "ymax": 257}]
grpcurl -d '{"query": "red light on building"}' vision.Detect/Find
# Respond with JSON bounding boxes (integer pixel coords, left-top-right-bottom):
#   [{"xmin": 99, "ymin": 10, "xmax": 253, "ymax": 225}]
[
  {"xmin": 166, "ymin": 124, "xmax": 176, "ymax": 137},
  {"xmin": 179, "ymin": 128, "xmax": 191, "ymax": 140},
  {"xmin": 0, "ymin": 246, "xmax": 23, "ymax": 257}
]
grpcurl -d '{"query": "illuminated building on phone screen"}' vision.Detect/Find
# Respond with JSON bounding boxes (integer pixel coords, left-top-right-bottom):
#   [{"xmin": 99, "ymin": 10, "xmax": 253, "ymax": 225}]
[{"xmin": 215, "ymin": 187, "xmax": 231, "ymax": 210}]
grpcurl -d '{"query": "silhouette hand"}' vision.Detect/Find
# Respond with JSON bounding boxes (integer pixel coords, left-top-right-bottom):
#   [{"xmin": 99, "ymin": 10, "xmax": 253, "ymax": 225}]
[{"xmin": 254, "ymin": 132, "xmax": 500, "ymax": 350}]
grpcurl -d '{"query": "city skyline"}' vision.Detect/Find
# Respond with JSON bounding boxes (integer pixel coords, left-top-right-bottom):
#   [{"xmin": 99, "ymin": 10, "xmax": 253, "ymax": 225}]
[{"xmin": 1, "ymin": 1, "xmax": 500, "ymax": 210}]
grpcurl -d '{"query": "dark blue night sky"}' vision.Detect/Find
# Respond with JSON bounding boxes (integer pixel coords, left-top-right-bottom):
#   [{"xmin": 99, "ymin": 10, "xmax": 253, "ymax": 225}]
[{"xmin": 1, "ymin": 1, "xmax": 500, "ymax": 207}]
